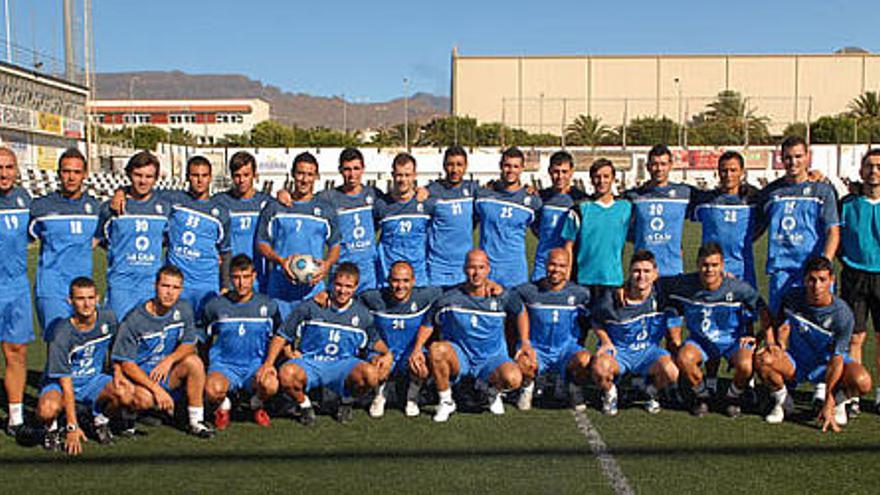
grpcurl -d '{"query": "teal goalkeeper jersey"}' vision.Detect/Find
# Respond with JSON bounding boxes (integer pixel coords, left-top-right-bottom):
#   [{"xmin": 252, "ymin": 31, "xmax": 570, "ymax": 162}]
[
  {"xmin": 561, "ymin": 198, "xmax": 632, "ymax": 286},
  {"xmin": 839, "ymin": 193, "xmax": 880, "ymax": 273}
]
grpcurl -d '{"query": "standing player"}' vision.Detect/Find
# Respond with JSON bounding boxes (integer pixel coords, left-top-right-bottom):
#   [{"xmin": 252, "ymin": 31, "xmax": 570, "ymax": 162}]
[
  {"xmin": 515, "ymin": 248, "xmax": 592, "ymax": 411},
  {"xmin": 260, "ymin": 262, "xmax": 392, "ymax": 424},
  {"xmin": 663, "ymin": 243, "xmax": 770, "ymax": 418},
  {"xmin": 531, "ymin": 151, "xmax": 587, "ymax": 281},
  {"xmin": 0, "ymin": 147, "xmax": 33, "ymax": 435},
  {"xmin": 29, "ymin": 147, "xmax": 100, "ymax": 340},
  {"xmin": 590, "ymin": 250, "xmax": 681, "ymax": 415},
  {"xmin": 97, "ymin": 151, "xmax": 170, "ymax": 319},
  {"xmin": 837, "ymin": 148, "xmax": 880, "ymax": 413},
  {"xmin": 320, "ymin": 148, "xmax": 382, "ymax": 293},
  {"xmin": 755, "ymin": 257, "xmax": 872, "ymax": 431},
  {"xmin": 755, "ymin": 136, "xmax": 839, "ymax": 313},
  {"xmin": 410, "ymin": 249, "xmax": 531, "ymax": 422},
  {"xmin": 37, "ymin": 277, "xmax": 134, "ymax": 454},
  {"xmin": 562, "ymin": 158, "xmax": 632, "ymax": 300},
  {"xmin": 426, "ymin": 146, "xmax": 479, "ymax": 287},
  {"xmin": 213, "ymin": 151, "xmax": 273, "ymax": 292},
  {"xmin": 203, "ymin": 255, "xmax": 281, "ymax": 429},
  {"xmin": 165, "ymin": 156, "xmax": 232, "ymax": 317},
  {"xmin": 257, "ymin": 152, "xmax": 340, "ymax": 319},
  {"xmin": 374, "ymin": 153, "xmax": 433, "ymax": 287},
  {"xmin": 689, "ymin": 151, "xmax": 759, "ymax": 286},
  {"xmin": 475, "ymin": 147, "xmax": 542, "ymax": 287},
  {"xmin": 624, "ymin": 144, "xmax": 691, "ymax": 277},
  {"xmin": 112, "ymin": 265, "xmax": 214, "ymax": 438},
  {"xmin": 360, "ymin": 261, "xmax": 441, "ymax": 418}
]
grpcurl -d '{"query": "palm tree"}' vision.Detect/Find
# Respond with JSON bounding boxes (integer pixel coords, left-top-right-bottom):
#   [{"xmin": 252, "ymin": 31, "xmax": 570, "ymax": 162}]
[
  {"xmin": 849, "ymin": 92, "xmax": 880, "ymax": 119},
  {"xmin": 565, "ymin": 115, "xmax": 609, "ymax": 147}
]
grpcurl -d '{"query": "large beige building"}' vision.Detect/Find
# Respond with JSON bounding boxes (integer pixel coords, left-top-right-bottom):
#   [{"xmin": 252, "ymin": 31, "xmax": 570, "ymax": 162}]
[{"xmin": 451, "ymin": 49, "xmax": 880, "ymax": 135}]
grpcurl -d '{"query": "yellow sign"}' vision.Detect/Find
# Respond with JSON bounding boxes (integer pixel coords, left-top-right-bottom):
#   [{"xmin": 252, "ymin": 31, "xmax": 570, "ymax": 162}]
[
  {"xmin": 36, "ymin": 146, "xmax": 56, "ymax": 171},
  {"xmin": 37, "ymin": 112, "xmax": 63, "ymax": 135}
]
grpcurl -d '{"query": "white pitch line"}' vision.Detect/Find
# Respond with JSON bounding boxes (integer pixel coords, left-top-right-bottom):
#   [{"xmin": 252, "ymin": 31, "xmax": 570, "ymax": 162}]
[{"xmin": 572, "ymin": 409, "xmax": 635, "ymax": 495}]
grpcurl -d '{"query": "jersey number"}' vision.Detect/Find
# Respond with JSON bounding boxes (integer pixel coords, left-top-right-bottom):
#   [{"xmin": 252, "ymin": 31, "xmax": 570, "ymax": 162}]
[
  {"xmin": 3, "ymin": 215, "xmax": 18, "ymax": 230},
  {"xmin": 239, "ymin": 217, "xmax": 252, "ymax": 230},
  {"xmin": 69, "ymin": 220, "xmax": 83, "ymax": 234},
  {"xmin": 723, "ymin": 210, "xmax": 737, "ymax": 223},
  {"xmin": 500, "ymin": 206, "xmax": 513, "ymax": 219}
]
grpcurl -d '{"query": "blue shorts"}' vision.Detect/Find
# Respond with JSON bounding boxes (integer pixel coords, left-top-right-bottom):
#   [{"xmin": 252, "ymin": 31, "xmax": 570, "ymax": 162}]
[
  {"xmin": 614, "ymin": 345, "xmax": 669, "ymax": 377},
  {"xmin": 449, "ymin": 342, "xmax": 513, "ymax": 384},
  {"xmin": 288, "ymin": 357, "xmax": 363, "ymax": 398},
  {"xmin": 788, "ymin": 351, "xmax": 855, "ymax": 385},
  {"xmin": 208, "ymin": 361, "xmax": 260, "ymax": 394},
  {"xmin": 36, "ymin": 296, "xmax": 71, "ymax": 342},
  {"xmin": 427, "ymin": 261, "xmax": 465, "ymax": 288},
  {"xmin": 106, "ymin": 281, "xmax": 152, "ymax": 321},
  {"xmin": 140, "ymin": 361, "xmax": 184, "ymax": 399},
  {"xmin": 40, "ymin": 373, "xmax": 112, "ymax": 416},
  {"xmin": 685, "ymin": 337, "xmax": 740, "ymax": 363},
  {"xmin": 535, "ymin": 342, "xmax": 584, "ymax": 378},
  {"xmin": 180, "ymin": 284, "xmax": 217, "ymax": 318},
  {"xmin": 769, "ymin": 270, "xmax": 803, "ymax": 314},
  {"xmin": 0, "ymin": 292, "xmax": 34, "ymax": 344},
  {"xmin": 268, "ymin": 273, "xmax": 322, "ymax": 320}
]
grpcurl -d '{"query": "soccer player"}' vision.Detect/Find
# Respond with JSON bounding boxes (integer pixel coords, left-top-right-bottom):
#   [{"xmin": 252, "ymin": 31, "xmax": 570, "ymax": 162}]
[
  {"xmin": 838, "ymin": 148, "xmax": 880, "ymax": 413},
  {"xmin": 319, "ymin": 148, "xmax": 382, "ymax": 293},
  {"xmin": 29, "ymin": 147, "xmax": 100, "ymax": 340},
  {"xmin": 374, "ymin": 152, "xmax": 434, "ymax": 287},
  {"xmin": 426, "ymin": 146, "xmax": 479, "ymax": 287},
  {"xmin": 590, "ymin": 250, "xmax": 680, "ymax": 415},
  {"xmin": 410, "ymin": 249, "xmax": 531, "ymax": 422},
  {"xmin": 213, "ymin": 151, "xmax": 273, "ymax": 292},
  {"xmin": 165, "ymin": 156, "xmax": 232, "ymax": 317},
  {"xmin": 562, "ymin": 158, "xmax": 632, "ymax": 300},
  {"xmin": 203, "ymin": 254, "xmax": 281, "ymax": 429},
  {"xmin": 260, "ymin": 262, "xmax": 392, "ymax": 424},
  {"xmin": 689, "ymin": 151, "xmax": 759, "ymax": 286},
  {"xmin": 0, "ymin": 147, "xmax": 33, "ymax": 435},
  {"xmin": 663, "ymin": 243, "xmax": 770, "ymax": 418},
  {"xmin": 257, "ymin": 152, "xmax": 340, "ymax": 319},
  {"xmin": 755, "ymin": 256, "xmax": 872, "ymax": 431},
  {"xmin": 97, "ymin": 151, "xmax": 170, "ymax": 319},
  {"xmin": 515, "ymin": 248, "xmax": 592, "ymax": 411},
  {"xmin": 112, "ymin": 265, "xmax": 215, "ymax": 438},
  {"xmin": 37, "ymin": 277, "xmax": 134, "ymax": 454},
  {"xmin": 474, "ymin": 147, "xmax": 542, "ymax": 287},
  {"xmin": 531, "ymin": 151, "xmax": 587, "ymax": 281},
  {"xmin": 624, "ymin": 144, "xmax": 691, "ymax": 277},
  {"xmin": 755, "ymin": 136, "xmax": 839, "ymax": 313},
  {"xmin": 360, "ymin": 261, "xmax": 441, "ymax": 418}
]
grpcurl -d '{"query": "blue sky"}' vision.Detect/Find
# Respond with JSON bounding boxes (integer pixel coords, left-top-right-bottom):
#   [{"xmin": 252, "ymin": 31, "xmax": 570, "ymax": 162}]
[{"xmin": 7, "ymin": 0, "xmax": 880, "ymax": 100}]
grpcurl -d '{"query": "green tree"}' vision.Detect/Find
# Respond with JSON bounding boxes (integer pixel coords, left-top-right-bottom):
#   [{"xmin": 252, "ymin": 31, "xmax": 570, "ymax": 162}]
[
  {"xmin": 565, "ymin": 115, "xmax": 610, "ymax": 147},
  {"xmin": 131, "ymin": 125, "xmax": 168, "ymax": 150},
  {"xmin": 624, "ymin": 116, "xmax": 680, "ymax": 146},
  {"xmin": 417, "ymin": 116, "xmax": 478, "ymax": 147},
  {"xmin": 687, "ymin": 90, "xmax": 771, "ymax": 145},
  {"xmin": 250, "ymin": 120, "xmax": 297, "ymax": 147}
]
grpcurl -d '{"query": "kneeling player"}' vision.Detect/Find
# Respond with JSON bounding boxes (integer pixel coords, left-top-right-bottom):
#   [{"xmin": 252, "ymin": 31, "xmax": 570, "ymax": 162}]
[
  {"xmin": 515, "ymin": 248, "xmax": 592, "ymax": 411},
  {"xmin": 112, "ymin": 265, "xmax": 215, "ymax": 438},
  {"xmin": 756, "ymin": 257, "xmax": 872, "ymax": 431},
  {"xmin": 261, "ymin": 263, "xmax": 393, "ymax": 425},
  {"xmin": 591, "ymin": 250, "xmax": 680, "ymax": 415},
  {"xmin": 203, "ymin": 255, "xmax": 281, "ymax": 429},
  {"xmin": 360, "ymin": 261, "xmax": 441, "ymax": 418},
  {"xmin": 37, "ymin": 278, "xmax": 134, "ymax": 454},
  {"xmin": 664, "ymin": 243, "xmax": 770, "ymax": 418},
  {"xmin": 410, "ymin": 249, "xmax": 531, "ymax": 422}
]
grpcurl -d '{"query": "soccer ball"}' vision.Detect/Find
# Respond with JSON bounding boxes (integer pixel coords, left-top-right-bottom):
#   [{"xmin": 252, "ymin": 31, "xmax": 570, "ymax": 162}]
[{"xmin": 287, "ymin": 254, "xmax": 320, "ymax": 284}]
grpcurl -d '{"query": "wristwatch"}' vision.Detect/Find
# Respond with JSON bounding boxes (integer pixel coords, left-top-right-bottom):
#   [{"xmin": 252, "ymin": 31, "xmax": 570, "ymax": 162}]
[{"xmin": 66, "ymin": 423, "xmax": 79, "ymax": 433}]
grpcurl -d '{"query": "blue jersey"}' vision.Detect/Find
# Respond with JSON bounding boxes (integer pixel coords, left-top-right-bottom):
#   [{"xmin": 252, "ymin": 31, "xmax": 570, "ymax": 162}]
[
  {"xmin": 424, "ymin": 286, "xmax": 523, "ymax": 362},
  {"xmin": 515, "ymin": 281, "xmax": 590, "ymax": 356},
  {"xmin": 359, "ymin": 286, "xmax": 442, "ymax": 370},
  {"xmin": 532, "ymin": 187, "xmax": 588, "ymax": 281},
  {"xmin": 756, "ymin": 179, "xmax": 839, "ymax": 274},
  {"xmin": 661, "ymin": 274, "xmax": 764, "ymax": 349},
  {"xmin": 374, "ymin": 195, "xmax": 434, "ymax": 287},
  {"xmin": 839, "ymin": 194, "xmax": 880, "ymax": 273},
  {"xmin": 592, "ymin": 288, "xmax": 671, "ymax": 352},
  {"xmin": 111, "ymin": 300, "xmax": 200, "ymax": 371},
  {"xmin": 0, "ymin": 187, "xmax": 31, "ymax": 291},
  {"xmin": 475, "ymin": 185, "xmax": 542, "ymax": 287},
  {"xmin": 256, "ymin": 197, "xmax": 340, "ymax": 306},
  {"xmin": 561, "ymin": 198, "xmax": 632, "ymax": 287},
  {"xmin": 214, "ymin": 191, "xmax": 272, "ymax": 291},
  {"xmin": 624, "ymin": 183, "xmax": 691, "ymax": 277},
  {"xmin": 164, "ymin": 190, "xmax": 231, "ymax": 289},
  {"xmin": 280, "ymin": 300, "xmax": 381, "ymax": 361},
  {"xmin": 203, "ymin": 293, "xmax": 281, "ymax": 368},
  {"xmin": 29, "ymin": 192, "xmax": 100, "ymax": 299},
  {"xmin": 690, "ymin": 189, "xmax": 759, "ymax": 286},
  {"xmin": 780, "ymin": 288, "xmax": 853, "ymax": 367},
  {"xmin": 45, "ymin": 310, "xmax": 117, "ymax": 390},
  {"xmin": 426, "ymin": 179, "xmax": 478, "ymax": 287},
  {"xmin": 320, "ymin": 186, "xmax": 382, "ymax": 292},
  {"xmin": 97, "ymin": 193, "xmax": 170, "ymax": 317}
]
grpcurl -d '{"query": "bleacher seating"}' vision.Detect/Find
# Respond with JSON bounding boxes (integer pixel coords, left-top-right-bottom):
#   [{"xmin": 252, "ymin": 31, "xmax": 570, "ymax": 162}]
[{"xmin": 19, "ymin": 167, "xmax": 185, "ymax": 201}]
